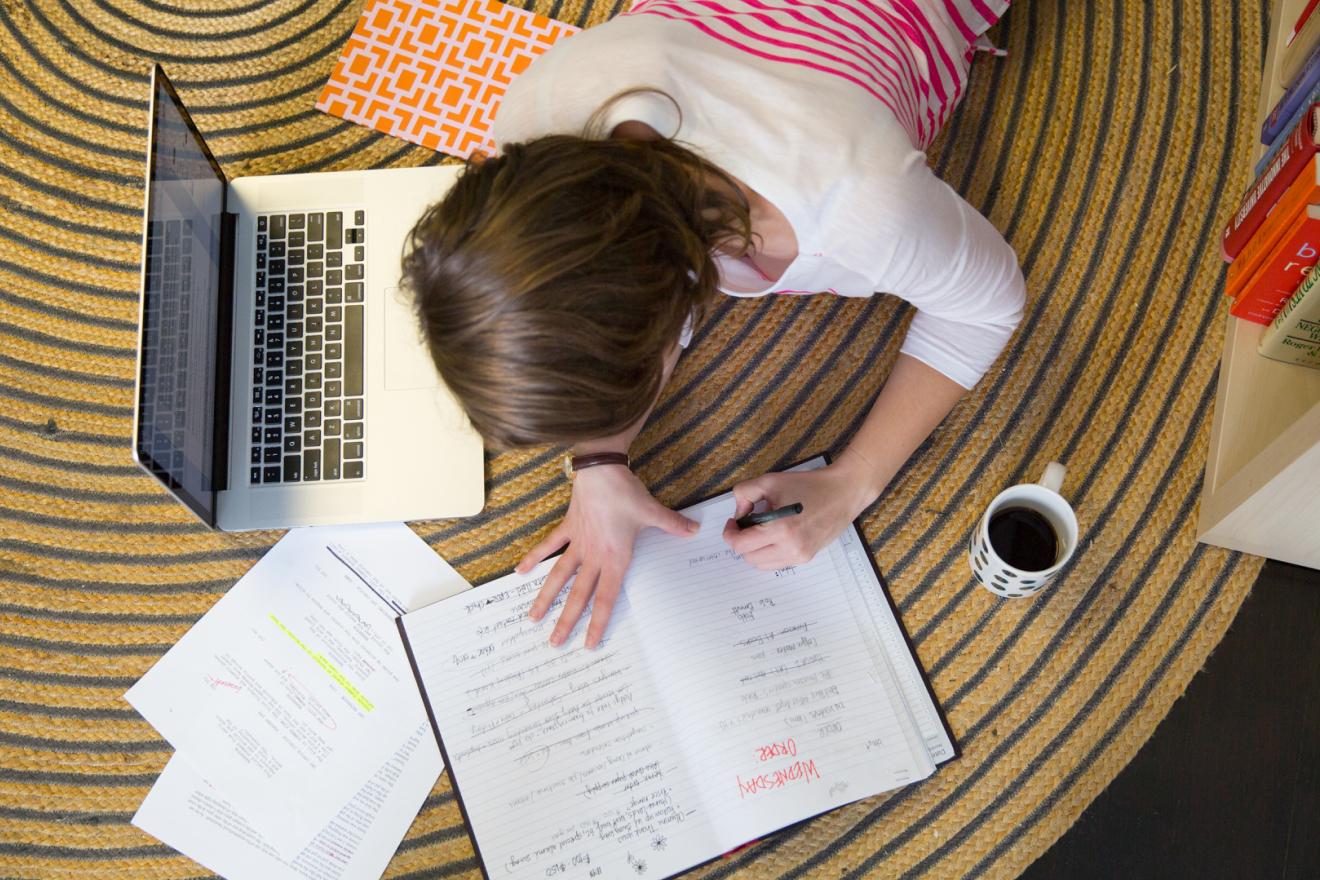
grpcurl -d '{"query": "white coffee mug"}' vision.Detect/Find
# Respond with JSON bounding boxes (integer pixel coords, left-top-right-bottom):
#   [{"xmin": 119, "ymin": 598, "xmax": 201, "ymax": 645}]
[{"xmin": 968, "ymin": 462, "xmax": 1079, "ymax": 598}]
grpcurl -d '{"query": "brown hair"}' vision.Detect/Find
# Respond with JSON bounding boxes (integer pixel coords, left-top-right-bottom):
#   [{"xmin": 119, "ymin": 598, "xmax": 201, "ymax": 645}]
[{"xmin": 402, "ymin": 133, "xmax": 752, "ymax": 449}]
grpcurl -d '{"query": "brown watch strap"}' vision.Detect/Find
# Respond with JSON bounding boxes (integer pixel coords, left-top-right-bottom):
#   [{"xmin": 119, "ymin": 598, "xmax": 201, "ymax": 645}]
[{"xmin": 571, "ymin": 451, "xmax": 631, "ymax": 473}]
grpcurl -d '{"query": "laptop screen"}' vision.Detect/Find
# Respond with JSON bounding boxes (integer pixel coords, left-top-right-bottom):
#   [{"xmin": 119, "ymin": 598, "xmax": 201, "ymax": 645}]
[{"xmin": 136, "ymin": 70, "xmax": 227, "ymax": 525}]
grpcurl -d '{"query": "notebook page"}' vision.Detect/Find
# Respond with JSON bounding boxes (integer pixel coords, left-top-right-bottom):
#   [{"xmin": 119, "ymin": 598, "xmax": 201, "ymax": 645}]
[
  {"xmin": 622, "ymin": 494, "xmax": 935, "ymax": 850},
  {"xmin": 835, "ymin": 525, "xmax": 956, "ymax": 763},
  {"xmin": 400, "ymin": 570, "xmax": 720, "ymax": 880}
]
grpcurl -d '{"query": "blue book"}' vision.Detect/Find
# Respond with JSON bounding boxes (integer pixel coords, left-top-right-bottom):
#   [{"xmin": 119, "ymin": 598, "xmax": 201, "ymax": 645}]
[
  {"xmin": 1263, "ymin": 38, "xmax": 1320, "ymax": 145},
  {"xmin": 1257, "ymin": 83, "xmax": 1320, "ymax": 177}
]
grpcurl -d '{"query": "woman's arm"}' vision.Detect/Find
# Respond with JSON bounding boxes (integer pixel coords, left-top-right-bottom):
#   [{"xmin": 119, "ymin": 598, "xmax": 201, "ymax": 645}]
[
  {"xmin": 721, "ymin": 354, "xmax": 965, "ymax": 567},
  {"xmin": 519, "ymin": 341, "xmax": 695, "ymax": 648}
]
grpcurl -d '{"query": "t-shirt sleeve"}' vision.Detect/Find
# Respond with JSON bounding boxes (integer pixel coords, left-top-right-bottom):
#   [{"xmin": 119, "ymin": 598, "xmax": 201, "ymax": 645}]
[{"xmin": 865, "ymin": 161, "xmax": 1026, "ymax": 390}]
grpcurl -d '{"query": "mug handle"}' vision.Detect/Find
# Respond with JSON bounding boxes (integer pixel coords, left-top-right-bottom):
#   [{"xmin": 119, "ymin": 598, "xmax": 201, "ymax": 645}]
[{"xmin": 1039, "ymin": 462, "xmax": 1066, "ymax": 494}]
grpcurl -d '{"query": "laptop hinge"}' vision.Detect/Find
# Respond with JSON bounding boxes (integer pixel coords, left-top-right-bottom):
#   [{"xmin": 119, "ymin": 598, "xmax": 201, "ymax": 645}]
[{"xmin": 211, "ymin": 210, "xmax": 238, "ymax": 507}]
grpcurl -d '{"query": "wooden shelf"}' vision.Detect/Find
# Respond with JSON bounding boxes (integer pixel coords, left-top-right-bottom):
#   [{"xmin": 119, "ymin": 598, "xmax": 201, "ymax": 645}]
[{"xmin": 1198, "ymin": 0, "xmax": 1320, "ymax": 569}]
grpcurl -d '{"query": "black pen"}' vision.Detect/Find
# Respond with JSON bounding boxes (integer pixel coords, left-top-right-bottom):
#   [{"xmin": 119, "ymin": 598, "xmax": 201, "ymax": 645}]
[{"xmin": 735, "ymin": 502, "xmax": 804, "ymax": 529}]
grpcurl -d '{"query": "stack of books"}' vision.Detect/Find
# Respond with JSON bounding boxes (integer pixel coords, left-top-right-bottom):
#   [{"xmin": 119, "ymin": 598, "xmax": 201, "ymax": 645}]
[{"xmin": 1223, "ymin": 0, "xmax": 1320, "ymax": 368}]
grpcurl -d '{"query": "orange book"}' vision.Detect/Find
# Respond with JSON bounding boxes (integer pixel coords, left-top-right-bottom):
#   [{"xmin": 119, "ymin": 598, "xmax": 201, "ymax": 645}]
[
  {"xmin": 317, "ymin": 0, "xmax": 578, "ymax": 159},
  {"xmin": 1226, "ymin": 155, "xmax": 1320, "ymax": 299},
  {"xmin": 1231, "ymin": 205, "xmax": 1320, "ymax": 324}
]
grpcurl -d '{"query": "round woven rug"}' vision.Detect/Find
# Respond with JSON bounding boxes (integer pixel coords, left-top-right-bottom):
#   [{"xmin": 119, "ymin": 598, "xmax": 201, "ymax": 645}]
[{"xmin": 0, "ymin": 0, "xmax": 1268, "ymax": 878}]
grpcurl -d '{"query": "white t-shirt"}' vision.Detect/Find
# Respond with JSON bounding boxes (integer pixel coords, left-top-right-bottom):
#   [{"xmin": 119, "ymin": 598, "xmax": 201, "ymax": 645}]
[{"xmin": 491, "ymin": 13, "xmax": 1025, "ymax": 389}]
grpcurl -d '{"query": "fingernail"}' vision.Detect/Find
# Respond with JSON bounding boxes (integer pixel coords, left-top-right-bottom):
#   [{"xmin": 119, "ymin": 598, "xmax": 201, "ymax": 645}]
[
  {"xmin": 528, "ymin": 607, "xmax": 542, "ymax": 621},
  {"xmin": 688, "ymin": 521, "xmax": 699, "ymax": 533},
  {"xmin": 550, "ymin": 632, "xmax": 564, "ymax": 646}
]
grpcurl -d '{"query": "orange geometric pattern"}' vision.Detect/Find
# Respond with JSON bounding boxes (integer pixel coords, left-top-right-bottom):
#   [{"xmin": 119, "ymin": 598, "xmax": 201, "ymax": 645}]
[{"xmin": 317, "ymin": 0, "xmax": 578, "ymax": 159}]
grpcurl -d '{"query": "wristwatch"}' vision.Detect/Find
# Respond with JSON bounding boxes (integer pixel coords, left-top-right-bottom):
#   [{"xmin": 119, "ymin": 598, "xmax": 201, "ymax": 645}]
[{"xmin": 562, "ymin": 451, "xmax": 631, "ymax": 480}]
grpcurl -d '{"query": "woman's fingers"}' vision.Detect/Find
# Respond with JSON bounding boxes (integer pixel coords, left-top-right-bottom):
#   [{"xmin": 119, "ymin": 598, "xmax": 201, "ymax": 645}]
[
  {"xmin": 730, "ymin": 475, "xmax": 777, "ymax": 520},
  {"xmin": 584, "ymin": 566, "xmax": 626, "ymax": 649},
  {"xmin": 551, "ymin": 566, "xmax": 599, "ymax": 646},
  {"xmin": 517, "ymin": 522, "xmax": 570, "ymax": 574},
  {"xmin": 529, "ymin": 551, "xmax": 578, "ymax": 621}
]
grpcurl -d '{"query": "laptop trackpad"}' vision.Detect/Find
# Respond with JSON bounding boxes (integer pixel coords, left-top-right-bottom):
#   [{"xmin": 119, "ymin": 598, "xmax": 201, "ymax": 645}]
[{"xmin": 382, "ymin": 286, "xmax": 442, "ymax": 390}]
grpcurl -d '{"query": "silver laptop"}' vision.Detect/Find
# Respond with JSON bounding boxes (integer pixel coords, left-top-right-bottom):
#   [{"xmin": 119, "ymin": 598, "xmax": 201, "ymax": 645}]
[{"xmin": 133, "ymin": 65, "xmax": 484, "ymax": 530}]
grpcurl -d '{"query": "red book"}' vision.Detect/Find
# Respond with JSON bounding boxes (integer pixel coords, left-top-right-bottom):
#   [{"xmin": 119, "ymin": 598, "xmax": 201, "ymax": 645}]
[
  {"xmin": 1223, "ymin": 105, "xmax": 1320, "ymax": 260},
  {"xmin": 1226, "ymin": 154, "xmax": 1320, "ymax": 299},
  {"xmin": 1231, "ymin": 205, "xmax": 1320, "ymax": 324}
]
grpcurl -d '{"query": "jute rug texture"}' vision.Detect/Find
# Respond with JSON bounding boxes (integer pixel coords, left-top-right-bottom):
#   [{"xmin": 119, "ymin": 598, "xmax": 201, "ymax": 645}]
[{"xmin": 0, "ymin": 0, "xmax": 1268, "ymax": 877}]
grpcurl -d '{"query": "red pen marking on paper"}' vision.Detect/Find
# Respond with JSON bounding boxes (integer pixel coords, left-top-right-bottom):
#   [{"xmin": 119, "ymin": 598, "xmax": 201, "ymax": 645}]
[{"xmin": 204, "ymin": 675, "xmax": 241, "ymax": 692}]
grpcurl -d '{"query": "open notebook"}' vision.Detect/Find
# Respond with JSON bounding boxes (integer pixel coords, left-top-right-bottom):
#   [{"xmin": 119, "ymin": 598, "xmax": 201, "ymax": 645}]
[{"xmin": 398, "ymin": 459, "xmax": 954, "ymax": 879}]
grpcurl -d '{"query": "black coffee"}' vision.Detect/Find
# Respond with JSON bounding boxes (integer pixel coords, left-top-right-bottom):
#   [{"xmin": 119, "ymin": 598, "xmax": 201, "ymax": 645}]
[{"xmin": 988, "ymin": 507, "xmax": 1059, "ymax": 572}]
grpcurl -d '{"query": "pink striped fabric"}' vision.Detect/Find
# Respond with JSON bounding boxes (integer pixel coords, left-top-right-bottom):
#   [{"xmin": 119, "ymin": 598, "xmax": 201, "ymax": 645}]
[{"xmin": 625, "ymin": 0, "xmax": 1010, "ymax": 150}]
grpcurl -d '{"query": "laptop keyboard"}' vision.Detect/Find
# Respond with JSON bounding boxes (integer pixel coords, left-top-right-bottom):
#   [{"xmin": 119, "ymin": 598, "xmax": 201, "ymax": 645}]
[{"xmin": 248, "ymin": 210, "xmax": 367, "ymax": 486}]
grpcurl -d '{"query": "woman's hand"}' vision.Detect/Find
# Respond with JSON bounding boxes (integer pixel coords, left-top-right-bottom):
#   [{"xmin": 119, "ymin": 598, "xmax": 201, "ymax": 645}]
[
  {"xmin": 721, "ymin": 455, "xmax": 879, "ymax": 570},
  {"xmin": 518, "ymin": 465, "xmax": 699, "ymax": 648}
]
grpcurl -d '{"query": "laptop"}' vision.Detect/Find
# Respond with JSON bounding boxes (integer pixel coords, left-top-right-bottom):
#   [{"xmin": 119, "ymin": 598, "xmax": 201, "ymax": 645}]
[{"xmin": 133, "ymin": 65, "xmax": 485, "ymax": 530}]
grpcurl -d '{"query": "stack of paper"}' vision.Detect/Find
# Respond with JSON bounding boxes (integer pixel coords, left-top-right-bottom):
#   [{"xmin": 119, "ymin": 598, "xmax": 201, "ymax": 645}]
[
  {"xmin": 126, "ymin": 523, "xmax": 471, "ymax": 880},
  {"xmin": 316, "ymin": 0, "xmax": 579, "ymax": 159}
]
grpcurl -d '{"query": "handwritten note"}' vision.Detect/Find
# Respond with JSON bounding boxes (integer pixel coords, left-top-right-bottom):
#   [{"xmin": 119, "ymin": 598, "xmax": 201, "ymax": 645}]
[{"xmin": 401, "ymin": 468, "xmax": 950, "ymax": 879}]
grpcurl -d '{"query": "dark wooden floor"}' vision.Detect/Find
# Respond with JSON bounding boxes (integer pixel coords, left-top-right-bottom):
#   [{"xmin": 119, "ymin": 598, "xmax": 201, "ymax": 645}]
[{"xmin": 1020, "ymin": 559, "xmax": 1320, "ymax": 880}]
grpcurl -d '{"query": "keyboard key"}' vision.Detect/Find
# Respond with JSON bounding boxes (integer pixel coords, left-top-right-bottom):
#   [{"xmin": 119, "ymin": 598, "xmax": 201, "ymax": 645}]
[
  {"xmin": 344, "ymin": 398, "xmax": 363, "ymax": 420},
  {"xmin": 257, "ymin": 233, "xmax": 267, "ymax": 250},
  {"xmin": 307, "ymin": 261, "xmax": 324, "ymax": 278},
  {"xmin": 345, "ymin": 304, "xmax": 363, "ymax": 396},
  {"xmin": 264, "ymin": 407, "xmax": 282, "ymax": 424},
  {"xmin": 250, "ymin": 465, "xmax": 262, "ymax": 483},
  {"xmin": 251, "ymin": 406, "xmax": 263, "ymax": 425},
  {"xmin": 288, "ymin": 247, "xmax": 304, "ymax": 263},
  {"xmin": 266, "ymin": 333, "xmax": 284, "ymax": 350},
  {"xmin": 255, "ymin": 309, "xmax": 265, "ymax": 326},
  {"xmin": 326, "ymin": 363, "xmax": 342, "ymax": 381},
  {"xmin": 287, "ymin": 322, "xmax": 303, "ymax": 340},
  {"xmin": 283, "ymin": 434, "xmax": 301, "ymax": 453},
  {"xmin": 344, "ymin": 441, "xmax": 363, "ymax": 460},
  {"xmin": 345, "ymin": 263, "xmax": 364, "ymax": 281},
  {"xmin": 283, "ymin": 454, "xmax": 301, "ymax": 482},
  {"xmin": 265, "ymin": 350, "xmax": 283, "ymax": 368},
  {"xmin": 345, "ymin": 461, "xmax": 363, "ymax": 480},
  {"xmin": 324, "ymin": 438, "xmax": 341, "ymax": 480},
  {"xmin": 263, "ymin": 465, "xmax": 281, "ymax": 483},
  {"xmin": 303, "ymin": 448, "xmax": 320, "ymax": 481},
  {"xmin": 306, "ymin": 353, "xmax": 323, "ymax": 371},
  {"xmin": 289, "ymin": 214, "xmax": 305, "ymax": 230},
  {"xmin": 288, "ymin": 267, "xmax": 304, "ymax": 284},
  {"xmin": 306, "ymin": 298, "xmax": 322, "ymax": 316},
  {"xmin": 264, "ymin": 387, "xmax": 282, "ymax": 405},
  {"xmin": 354, "ymin": 210, "xmax": 364, "ymax": 226},
  {"xmin": 308, "ymin": 316, "xmax": 324, "ymax": 334},
  {"xmin": 308, "ymin": 243, "xmax": 324, "ymax": 261},
  {"xmin": 268, "ymin": 296, "xmax": 285, "ymax": 312},
  {"xmin": 325, "ymin": 399, "xmax": 342, "ymax": 417},
  {"xmin": 284, "ymin": 377, "xmax": 303, "ymax": 396},
  {"xmin": 326, "ymin": 306, "xmax": 342, "ymax": 323},
  {"xmin": 327, "ymin": 212, "xmax": 343, "ymax": 247},
  {"xmin": 324, "ymin": 417, "xmax": 341, "ymax": 436},
  {"xmin": 289, "ymin": 230, "xmax": 305, "ymax": 247},
  {"xmin": 287, "ymin": 285, "xmax": 303, "ymax": 302},
  {"xmin": 268, "ymin": 276, "xmax": 286, "ymax": 294},
  {"xmin": 264, "ymin": 446, "xmax": 281, "ymax": 464},
  {"xmin": 286, "ymin": 358, "xmax": 303, "ymax": 377},
  {"xmin": 251, "ymin": 426, "xmax": 262, "ymax": 444},
  {"xmin": 265, "ymin": 369, "xmax": 283, "ymax": 386},
  {"xmin": 325, "ymin": 379, "xmax": 342, "ymax": 397},
  {"xmin": 250, "ymin": 446, "xmax": 261, "ymax": 465},
  {"xmin": 284, "ymin": 398, "xmax": 302, "ymax": 415},
  {"xmin": 284, "ymin": 415, "xmax": 302, "ymax": 434},
  {"xmin": 326, "ymin": 288, "xmax": 342, "ymax": 305},
  {"xmin": 305, "ymin": 371, "xmax": 323, "ymax": 391},
  {"xmin": 306, "ymin": 334, "xmax": 323, "ymax": 352},
  {"xmin": 326, "ymin": 269, "xmax": 343, "ymax": 287},
  {"xmin": 252, "ymin": 386, "xmax": 262, "ymax": 405},
  {"xmin": 305, "ymin": 390, "xmax": 322, "ymax": 410},
  {"xmin": 354, "ymin": 245, "xmax": 364, "ymax": 262},
  {"xmin": 267, "ymin": 313, "xmax": 284, "ymax": 331},
  {"xmin": 326, "ymin": 251, "xmax": 343, "ymax": 269},
  {"xmin": 257, "ymin": 216, "xmax": 267, "ymax": 232},
  {"xmin": 308, "ymin": 278, "xmax": 323, "ymax": 297},
  {"xmin": 264, "ymin": 427, "xmax": 280, "ymax": 444},
  {"xmin": 255, "ymin": 291, "xmax": 266, "ymax": 309},
  {"xmin": 256, "ymin": 253, "xmax": 266, "ymax": 270},
  {"xmin": 326, "ymin": 342, "xmax": 342, "ymax": 360},
  {"xmin": 304, "ymin": 429, "xmax": 322, "ymax": 447},
  {"xmin": 269, "ymin": 259, "xmax": 286, "ymax": 276},
  {"xmin": 308, "ymin": 212, "xmax": 324, "ymax": 242},
  {"xmin": 270, "ymin": 215, "xmax": 286, "ymax": 239},
  {"xmin": 346, "ymin": 227, "xmax": 364, "ymax": 244},
  {"xmin": 269, "ymin": 241, "xmax": 286, "ymax": 259},
  {"xmin": 305, "ymin": 410, "xmax": 322, "ymax": 429},
  {"xmin": 346, "ymin": 282, "xmax": 364, "ymax": 303},
  {"xmin": 326, "ymin": 324, "xmax": 342, "ymax": 343},
  {"xmin": 344, "ymin": 421, "xmax": 363, "ymax": 440},
  {"xmin": 286, "ymin": 339, "xmax": 303, "ymax": 358}
]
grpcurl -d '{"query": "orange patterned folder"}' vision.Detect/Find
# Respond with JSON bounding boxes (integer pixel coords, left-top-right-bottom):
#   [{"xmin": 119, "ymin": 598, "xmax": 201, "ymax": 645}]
[{"xmin": 317, "ymin": 0, "xmax": 578, "ymax": 159}]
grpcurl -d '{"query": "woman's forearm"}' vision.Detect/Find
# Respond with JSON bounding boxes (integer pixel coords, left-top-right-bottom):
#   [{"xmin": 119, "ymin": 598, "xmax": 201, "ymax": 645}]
[{"xmin": 835, "ymin": 353, "xmax": 968, "ymax": 515}]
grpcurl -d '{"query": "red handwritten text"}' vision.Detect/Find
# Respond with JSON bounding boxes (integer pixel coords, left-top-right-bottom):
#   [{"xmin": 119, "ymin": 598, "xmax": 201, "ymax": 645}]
[
  {"xmin": 736, "ymin": 758, "xmax": 820, "ymax": 799},
  {"xmin": 754, "ymin": 738, "xmax": 798, "ymax": 763}
]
